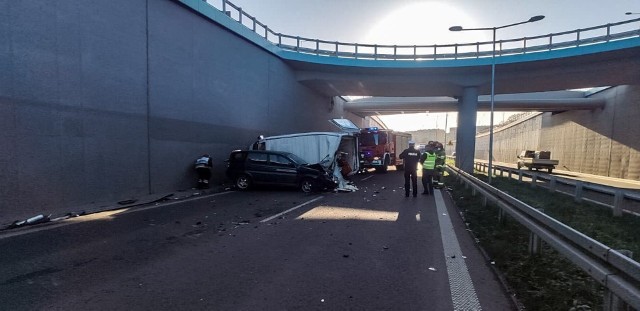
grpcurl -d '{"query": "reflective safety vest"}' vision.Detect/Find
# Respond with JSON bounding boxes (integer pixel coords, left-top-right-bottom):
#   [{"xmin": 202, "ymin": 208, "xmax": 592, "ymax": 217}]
[
  {"xmin": 195, "ymin": 157, "xmax": 210, "ymax": 168},
  {"xmin": 422, "ymin": 153, "xmax": 437, "ymax": 170}
]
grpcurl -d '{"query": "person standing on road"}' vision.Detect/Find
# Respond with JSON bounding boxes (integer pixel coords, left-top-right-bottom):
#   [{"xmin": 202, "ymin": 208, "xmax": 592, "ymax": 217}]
[
  {"xmin": 433, "ymin": 141, "xmax": 446, "ymax": 187},
  {"xmin": 420, "ymin": 143, "xmax": 437, "ymax": 195},
  {"xmin": 195, "ymin": 154, "xmax": 213, "ymax": 189},
  {"xmin": 399, "ymin": 141, "xmax": 421, "ymax": 197}
]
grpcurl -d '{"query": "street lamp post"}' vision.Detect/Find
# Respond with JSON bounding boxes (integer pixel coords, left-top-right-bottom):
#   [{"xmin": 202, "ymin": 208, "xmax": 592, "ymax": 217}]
[{"xmin": 449, "ymin": 15, "xmax": 545, "ymax": 183}]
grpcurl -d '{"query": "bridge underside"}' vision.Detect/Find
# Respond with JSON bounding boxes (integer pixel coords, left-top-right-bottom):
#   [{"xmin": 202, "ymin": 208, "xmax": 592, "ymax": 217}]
[
  {"xmin": 342, "ymin": 91, "xmax": 606, "ymax": 116},
  {"xmin": 288, "ymin": 45, "xmax": 640, "ymax": 98}
]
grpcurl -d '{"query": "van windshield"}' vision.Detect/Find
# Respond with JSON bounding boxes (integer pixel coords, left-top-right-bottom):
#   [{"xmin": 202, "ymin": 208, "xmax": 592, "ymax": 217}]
[{"xmin": 287, "ymin": 153, "xmax": 308, "ymax": 165}]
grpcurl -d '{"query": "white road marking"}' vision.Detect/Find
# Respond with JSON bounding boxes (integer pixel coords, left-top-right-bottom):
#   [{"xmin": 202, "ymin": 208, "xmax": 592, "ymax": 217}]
[
  {"xmin": 434, "ymin": 189, "xmax": 482, "ymax": 310},
  {"xmin": 361, "ymin": 175, "xmax": 375, "ymax": 181},
  {"xmin": 0, "ymin": 191, "xmax": 232, "ymax": 240},
  {"xmin": 260, "ymin": 196, "xmax": 324, "ymax": 223},
  {"xmin": 117, "ymin": 191, "xmax": 232, "ymax": 215}
]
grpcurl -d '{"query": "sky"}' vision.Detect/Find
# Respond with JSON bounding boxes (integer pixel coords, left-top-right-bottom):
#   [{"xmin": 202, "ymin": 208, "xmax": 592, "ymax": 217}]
[{"xmin": 222, "ymin": 0, "xmax": 639, "ymax": 131}]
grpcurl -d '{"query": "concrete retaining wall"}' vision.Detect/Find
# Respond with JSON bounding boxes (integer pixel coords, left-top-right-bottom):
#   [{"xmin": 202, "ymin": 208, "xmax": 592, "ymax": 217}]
[
  {"xmin": 0, "ymin": 0, "xmax": 356, "ymax": 224},
  {"xmin": 476, "ymin": 85, "xmax": 640, "ymax": 180}
]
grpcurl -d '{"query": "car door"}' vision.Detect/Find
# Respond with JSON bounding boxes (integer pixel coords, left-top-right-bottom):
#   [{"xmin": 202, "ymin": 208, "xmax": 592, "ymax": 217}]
[
  {"xmin": 245, "ymin": 152, "xmax": 271, "ymax": 184},
  {"xmin": 269, "ymin": 154, "xmax": 298, "ymax": 186}
]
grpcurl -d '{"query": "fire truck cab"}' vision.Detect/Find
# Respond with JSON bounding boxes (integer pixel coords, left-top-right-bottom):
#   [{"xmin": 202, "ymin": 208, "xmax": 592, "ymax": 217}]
[{"xmin": 358, "ymin": 127, "xmax": 411, "ymax": 172}]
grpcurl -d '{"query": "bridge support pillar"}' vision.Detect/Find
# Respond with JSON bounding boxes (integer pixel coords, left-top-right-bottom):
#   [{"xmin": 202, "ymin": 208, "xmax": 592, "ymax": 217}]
[{"xmin": 455, "ymin": 87, "xmax": 478, "ymax": 174}]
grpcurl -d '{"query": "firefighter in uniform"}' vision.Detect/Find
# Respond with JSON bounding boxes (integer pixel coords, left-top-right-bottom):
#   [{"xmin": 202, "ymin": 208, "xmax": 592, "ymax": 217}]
[
  {"xmin": 420, "ymin": 143, "xmax": 437, "ymax": 195},
  {"xmin": 399, "ymin": 141, "xmax": 421, "ymax": 197},
  {"xmin": 433, "ymin": 141, "xmax": 446, "ymax": 188},
  {"xmin": 195, "ymin": 154, "xmax": 213, "ymax": 189}
]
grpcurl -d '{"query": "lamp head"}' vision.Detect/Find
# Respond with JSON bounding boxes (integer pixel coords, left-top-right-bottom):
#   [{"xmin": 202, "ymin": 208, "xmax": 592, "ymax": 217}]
[
  {"xmin": 528, "ymin": 15, "xmax": 545, "ymax": 22},
  {"xmin": 449, "ymin": 26, "xmax": 463, "ymax": 31}
]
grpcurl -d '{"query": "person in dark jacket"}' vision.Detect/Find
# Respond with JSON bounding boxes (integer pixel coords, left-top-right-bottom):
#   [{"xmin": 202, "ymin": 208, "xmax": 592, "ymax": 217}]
[
  {"xmin": 399, "ymin": 141, "xmax": 421, "ymax": 197},
  {"xmin": 433, "ymin": 141, "xmax": 446, "ymax": 188},
  {"xmin": 195, "ymin": 154, "xmax": 213, "ymax": 189}
]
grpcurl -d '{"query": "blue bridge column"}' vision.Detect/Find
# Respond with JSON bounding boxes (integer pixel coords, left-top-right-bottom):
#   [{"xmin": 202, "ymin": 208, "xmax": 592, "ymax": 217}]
[{"xmin": 455, "ymin": 87, "xmax": 478, "ymax": 173}]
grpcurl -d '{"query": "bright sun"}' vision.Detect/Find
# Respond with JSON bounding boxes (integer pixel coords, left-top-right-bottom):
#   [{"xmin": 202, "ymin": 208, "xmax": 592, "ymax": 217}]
[
  {"xmin": 361, "ymin": 2, "xmax": 500, "ymax": 131},
  {"xmin": 363, "ymin": 2, "xmax": 487, "ymax": 46}
]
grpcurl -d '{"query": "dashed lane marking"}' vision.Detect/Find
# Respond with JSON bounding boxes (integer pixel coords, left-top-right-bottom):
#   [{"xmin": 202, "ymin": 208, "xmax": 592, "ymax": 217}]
[{"xmin": 260, "ymin": 196, "xmax": 324, "ymax": 223}]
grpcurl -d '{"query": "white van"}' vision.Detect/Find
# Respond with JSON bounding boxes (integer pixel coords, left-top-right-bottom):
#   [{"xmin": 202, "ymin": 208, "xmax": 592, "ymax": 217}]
[{"xmin": 250, "ymin": 119, "xmax": 360, "ymax": 188}]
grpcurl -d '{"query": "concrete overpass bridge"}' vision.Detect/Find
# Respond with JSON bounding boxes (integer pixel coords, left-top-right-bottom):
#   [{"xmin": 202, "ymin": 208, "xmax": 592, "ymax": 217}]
[{"xmin": 184, "ymin": 0, "xmax": 640, "ymax": 173}]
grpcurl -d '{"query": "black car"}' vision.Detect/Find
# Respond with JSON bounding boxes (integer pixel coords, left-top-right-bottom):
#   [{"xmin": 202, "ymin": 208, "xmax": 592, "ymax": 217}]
[{"xmin": 225, "ymin": 150, "xmax": 337, "ymax": 193}]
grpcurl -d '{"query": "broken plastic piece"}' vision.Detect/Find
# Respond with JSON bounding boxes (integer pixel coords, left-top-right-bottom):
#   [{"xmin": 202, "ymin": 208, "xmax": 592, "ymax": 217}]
[{"xmin": 26, "ymin": 214, "xmax": 45, "ymax": 224}]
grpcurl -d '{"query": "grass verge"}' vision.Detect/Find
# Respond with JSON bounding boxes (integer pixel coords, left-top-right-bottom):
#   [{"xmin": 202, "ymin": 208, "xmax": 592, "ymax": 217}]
[{"xmin": 443, "ymin": 172, "xmax": 640, "ymax": 310}]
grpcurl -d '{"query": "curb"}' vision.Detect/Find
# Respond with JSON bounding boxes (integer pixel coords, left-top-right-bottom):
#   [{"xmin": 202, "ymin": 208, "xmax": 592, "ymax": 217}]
[{"xmin": 0, "ymin": 186, "xmax": 231, "ymax": 233}]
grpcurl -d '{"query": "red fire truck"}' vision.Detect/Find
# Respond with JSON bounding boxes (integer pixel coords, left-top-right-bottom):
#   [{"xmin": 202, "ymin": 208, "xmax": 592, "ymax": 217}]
[{"xmin": 358, "ymin": 127, "xmax": 412, "ymax": 172}]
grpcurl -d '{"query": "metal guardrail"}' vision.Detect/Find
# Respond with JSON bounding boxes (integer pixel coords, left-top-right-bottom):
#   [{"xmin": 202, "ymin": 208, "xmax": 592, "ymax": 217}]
[
  {"xmin": 446, "ymin": 165, "xmax": 640, "ymax": 310},
  {"xmin": 474, "ymin": 162, "xmax": 640, "ymax": 216},
  {"xmin": 207, "ymin": 0, "xmax": 640, "ymax": 61}
]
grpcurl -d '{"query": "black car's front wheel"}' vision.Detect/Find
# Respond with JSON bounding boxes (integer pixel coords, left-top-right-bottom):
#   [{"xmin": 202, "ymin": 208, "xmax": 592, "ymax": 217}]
[
  {"xmin": 235, "ymin": 174, "xmax": 252, "ymax": 190},
  {"xmin": 300, "ymin": 178, "xmax": 317, "ymax": 193}
]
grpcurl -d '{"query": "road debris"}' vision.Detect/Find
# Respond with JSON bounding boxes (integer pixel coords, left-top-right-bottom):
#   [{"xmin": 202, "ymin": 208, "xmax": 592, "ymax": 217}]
[{"xmin": 8, "ymin": 214, "xmax": 51, "ymax": 229}]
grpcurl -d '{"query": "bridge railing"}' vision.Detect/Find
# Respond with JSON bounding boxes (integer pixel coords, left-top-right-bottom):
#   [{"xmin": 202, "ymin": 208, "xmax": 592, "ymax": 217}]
[
  {"xmin": 208, "ymin": 0, "xmax": 640, "ymax": 61},
  {"xmin": 446, "ymin": 164, "xmax": 640, "ymax": 310}
]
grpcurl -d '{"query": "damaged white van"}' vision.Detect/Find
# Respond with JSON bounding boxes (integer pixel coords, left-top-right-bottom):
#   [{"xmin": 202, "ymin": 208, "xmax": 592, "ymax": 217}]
[{"xmin": 251, "ymin": 119, "xmax": 360, "ymax": 191}]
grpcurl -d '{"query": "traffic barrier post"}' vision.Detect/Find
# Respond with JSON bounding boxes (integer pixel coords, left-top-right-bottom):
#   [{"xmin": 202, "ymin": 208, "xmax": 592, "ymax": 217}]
[
  {"xmin": 528, "ymin": 208, "xmax": 544, "ymax": 255},
  {"xmin": 549, "ymin": 176, "xmax": 557, "ymax": 193},
  {"xmin": 575, "ymin": 182, "xmax": 584, "ymax": 203},
  {"xmin": 603, "ymin": 250, "xmax": 633, "ymax": 311},
  {"xmin": 613, "ymin": 190, "xmax": 624, "ymax": 217},
  {"xmin": 498, "ymin": 207, "xmax": 507, "ymax": 226}
]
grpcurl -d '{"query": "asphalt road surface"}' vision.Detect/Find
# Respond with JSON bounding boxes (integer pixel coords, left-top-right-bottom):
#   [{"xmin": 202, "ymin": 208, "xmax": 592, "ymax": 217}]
[{"xmin": 0, "ymin": 170, "xmax": 513, "ymax": 310}]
